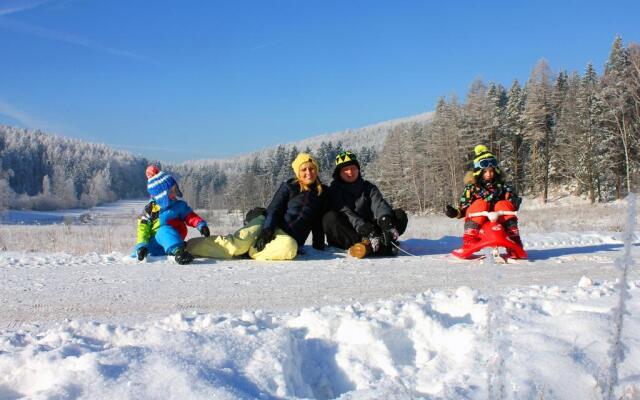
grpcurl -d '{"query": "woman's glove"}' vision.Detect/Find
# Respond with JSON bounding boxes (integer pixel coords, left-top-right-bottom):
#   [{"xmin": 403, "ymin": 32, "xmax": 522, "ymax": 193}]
[
  {"xmin": 445, "ymin": 205, "xmax": 460, "ymax": 218},
  {"xmin": 254, "ymin": 228, "xmax": 275, "ymax": 252}
]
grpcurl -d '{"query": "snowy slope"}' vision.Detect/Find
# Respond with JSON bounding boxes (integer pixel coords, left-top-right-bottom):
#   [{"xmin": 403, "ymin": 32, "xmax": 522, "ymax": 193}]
[
  {"xmin": 178, "ymin": 111, "xmax": 433, "ymax": 169},
  {"xmin": 0, "ymin": 199, "xmax": 639, "ymax": 399}
]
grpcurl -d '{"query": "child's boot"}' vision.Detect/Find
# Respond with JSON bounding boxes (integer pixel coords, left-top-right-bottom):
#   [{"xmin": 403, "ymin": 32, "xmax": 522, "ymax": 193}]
[
  {"xmin": 503, "ymin": 220, "xmax": 524, "ymax": 258},
  {"xmin": 462, "ymin": 220, "xmax": 481, "ymax": 249},
  {"xmin": 462, "ymin": 229, "xmax": 480, "ymax": 248},
  {"xmin": 380, "ymin": 241, "xmax": 399, "ymax": 256},
  {"xmin": 503, "ymin": 220, "xmax": 523, "ymax": 247}
]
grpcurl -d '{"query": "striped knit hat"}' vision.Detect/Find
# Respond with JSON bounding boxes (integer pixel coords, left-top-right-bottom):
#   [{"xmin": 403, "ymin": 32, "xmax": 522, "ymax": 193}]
[
  {"xmin": 146, "ymin": 169, "xmax": 181, "ymax": 208},
  {"xmin": 473, "ymin": 145, "xmax": 501, "ymax": 177}
]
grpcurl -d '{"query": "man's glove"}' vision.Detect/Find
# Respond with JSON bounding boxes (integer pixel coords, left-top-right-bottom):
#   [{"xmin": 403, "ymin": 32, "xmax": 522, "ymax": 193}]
[
  {"xmin": 445, "ymin": 205, "xmax": 460, "ymax": 218},
  {"xmin": 199, "ymin": 225, "xmax": 210, "ymax": 237},
  {"xmin": 254, "ymin": 228, "xmax": 275, "ymax": 252},
  {"xmin": 382, "ymin": 228, "xmax": 399, "ymax": 246},
  {"xmin": 357, "ymin": 222, "xmax": 376, "ymax": 238},
  {"xmin": 379, "ymin": 215, "xmax": 399, "ymax": 246},
  {"xmin": 136, "ymin": 246, "xmax": 148, "ymax": 261}
]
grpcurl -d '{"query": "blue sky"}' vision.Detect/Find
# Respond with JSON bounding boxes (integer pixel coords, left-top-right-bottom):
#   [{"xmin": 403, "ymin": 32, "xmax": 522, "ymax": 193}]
[{"xmin": 1, "ymin": 0, "xmax": 639, "ymax": 163}]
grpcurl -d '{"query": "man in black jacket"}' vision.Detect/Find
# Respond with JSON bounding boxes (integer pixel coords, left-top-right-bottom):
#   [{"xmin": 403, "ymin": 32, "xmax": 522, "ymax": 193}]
[{"xmin": 323, "ymin": 151, "xmax": 408, "ymax": 257}]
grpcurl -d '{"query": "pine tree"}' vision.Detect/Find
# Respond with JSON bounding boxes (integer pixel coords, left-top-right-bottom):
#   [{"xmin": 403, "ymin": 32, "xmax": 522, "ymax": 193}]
[
  {"xmin": 504, "ymin": 80, "xmax": 526, "ymax": 193},
  {"xmin": 429, "ymin": 96, "xmax": 466, "ymax": 207},
  {"xmin": 601, "ymin": 36, "xmax": 636, "ymax": 198},
  {"xmin": 486, "ymin": 82, "xmax": 508, "ymax": 157},
  {"xmin": 549, "ymin": 70, "xmax": 570, "ymax": 189},
  {"xmin": 523, "ymin": 59, "xmax": 555, "ymax": 202},
  {"xmin": 580, "ymin": 64, "xmax": 608, "ymax": 202},
  {"xmin": 461, "ymin": 79, "xmax": 491, "ymax": 149},
  {"xmin": 375, "ymin": 126, "xmax": 411, "ymax": 209}
]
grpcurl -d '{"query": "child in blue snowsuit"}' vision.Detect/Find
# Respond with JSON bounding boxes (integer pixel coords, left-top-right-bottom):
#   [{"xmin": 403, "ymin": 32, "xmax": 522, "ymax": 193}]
[{"xmin": 134, "ymin": 166, "xmax": 209, "ymax": 264}]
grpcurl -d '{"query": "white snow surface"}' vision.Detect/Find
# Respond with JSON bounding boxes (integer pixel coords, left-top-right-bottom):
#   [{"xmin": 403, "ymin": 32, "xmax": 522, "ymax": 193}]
[{"xmin": 1, "ymin": 199, "xmax": 640, "ymax": 399}]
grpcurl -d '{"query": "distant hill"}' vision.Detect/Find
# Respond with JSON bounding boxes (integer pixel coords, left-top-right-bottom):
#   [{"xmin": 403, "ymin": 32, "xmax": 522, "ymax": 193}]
[
  {"xmin": 178, "ymin": 111, "xmax": 433, "ymax": 170},
  {"xmin": 170, "ymin": 110, "xmax": 433, "ymax": 210}
]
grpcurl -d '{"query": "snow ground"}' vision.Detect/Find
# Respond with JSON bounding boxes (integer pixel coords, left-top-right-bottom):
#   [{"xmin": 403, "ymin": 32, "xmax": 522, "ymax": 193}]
[{"xmin": 0, "ymin": 199, "xmax": 639, "ymax": 399}]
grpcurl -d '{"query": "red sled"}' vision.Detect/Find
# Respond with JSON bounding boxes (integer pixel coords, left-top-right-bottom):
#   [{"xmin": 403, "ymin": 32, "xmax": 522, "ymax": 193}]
[{"xmin": 451, "ymin": 211, "xmax": 528, "ymax": 260}]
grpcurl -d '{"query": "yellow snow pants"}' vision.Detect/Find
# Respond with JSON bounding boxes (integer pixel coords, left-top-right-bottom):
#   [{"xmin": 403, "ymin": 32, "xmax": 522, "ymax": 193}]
[{"xmin": 186, "ymin": 215, "xmax": 298, "ymax": 261}]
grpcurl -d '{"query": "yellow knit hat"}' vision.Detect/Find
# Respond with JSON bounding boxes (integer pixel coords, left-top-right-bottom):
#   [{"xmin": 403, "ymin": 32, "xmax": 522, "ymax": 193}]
[{"xmin": 291, "ymin": 153, "xmax": 319, "ymax": 179}]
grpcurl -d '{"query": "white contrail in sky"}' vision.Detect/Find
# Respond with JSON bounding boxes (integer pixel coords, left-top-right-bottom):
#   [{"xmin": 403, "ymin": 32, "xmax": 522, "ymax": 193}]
[
  {"xmin": 0, "ymin": 98, "xmax": 49, "ymax": 129},
  {"xmin": 0, "ymin": 0, "xmax": 155, "ymax": 63},
  {"xmin": 0, "ymin": 0, "xmax": 49, "ymax": 16}
]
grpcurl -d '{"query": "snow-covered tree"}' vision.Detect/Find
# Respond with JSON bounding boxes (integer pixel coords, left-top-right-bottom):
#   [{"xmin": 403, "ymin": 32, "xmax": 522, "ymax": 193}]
[
  {"xmin": 523, "ymin": 59, "xmax": 555, "ymax": 202},
  {"xmin": 601, "ymin": 37, "xmax": 638, "ymax": 198},
  {"xmin": 503, "ymin": 80, "xmax": 527, "ymax": 193}
]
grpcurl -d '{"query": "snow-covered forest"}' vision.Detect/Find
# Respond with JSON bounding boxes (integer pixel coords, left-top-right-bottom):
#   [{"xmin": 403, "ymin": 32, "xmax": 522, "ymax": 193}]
[
  {"xmin": 371, "ymin": 37, "xmax": 640, "ymax": 212},
  {"xmin": 0, "ymin": 123, "xmax": 393, "ymax": 212},
  {"xmin": 0, "ymin": 127, "xmax": 148, "ymax": 211}
]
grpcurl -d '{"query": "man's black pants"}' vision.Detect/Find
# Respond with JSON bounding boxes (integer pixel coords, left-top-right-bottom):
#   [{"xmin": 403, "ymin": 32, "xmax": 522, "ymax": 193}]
[{"xmin": 322, "ymin": 209, "xmax": 408, "ymax": 250}]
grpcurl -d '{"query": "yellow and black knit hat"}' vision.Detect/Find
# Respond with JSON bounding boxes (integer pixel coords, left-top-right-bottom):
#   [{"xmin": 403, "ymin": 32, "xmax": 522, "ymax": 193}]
[
  {"xmin": 333, "ymin": 150, "xmax": 361, "ymax": 179},
  {"xmin": 473, "ymin": 145, "xmax": 501, "ymax": 177}
]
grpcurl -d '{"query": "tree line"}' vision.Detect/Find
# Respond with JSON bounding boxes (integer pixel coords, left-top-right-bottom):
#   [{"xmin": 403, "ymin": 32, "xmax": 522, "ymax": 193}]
[
  {"xmin": 0, "ymin": 126, "xmax": 148, "ymax": 210},
  {"xmin": 372, "ymin": 37, "xmax": 640, "ymax": 212},
  {"xmin": 0, "ymin": 125, "xmax": 377, "ymax": 213},
  {"xmin": 174, "ymin": 142, "xmax": 377, "ymax": 212}
]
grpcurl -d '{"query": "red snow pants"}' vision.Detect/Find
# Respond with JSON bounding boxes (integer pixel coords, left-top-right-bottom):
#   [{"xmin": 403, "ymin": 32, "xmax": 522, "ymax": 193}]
[{"xmin": 464, "ymin": 199, "xmax": 517, "ymax": 225}]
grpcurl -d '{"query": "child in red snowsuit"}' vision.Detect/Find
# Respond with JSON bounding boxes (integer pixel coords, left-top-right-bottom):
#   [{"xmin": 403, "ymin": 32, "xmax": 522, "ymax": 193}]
[{"xmin": 445, "ymin": 145, "xmax": 523, "ymax": 253}]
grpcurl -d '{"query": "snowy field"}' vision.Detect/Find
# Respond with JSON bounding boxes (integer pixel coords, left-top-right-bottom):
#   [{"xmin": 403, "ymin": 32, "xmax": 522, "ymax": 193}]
[{"xmin": 1, "ymin": 197, "xmax": 639, "ymax": 399}]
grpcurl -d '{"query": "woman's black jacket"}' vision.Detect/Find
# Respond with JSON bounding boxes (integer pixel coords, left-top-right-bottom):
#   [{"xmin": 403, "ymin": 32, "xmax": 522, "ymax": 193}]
[{"xmin": 262, "ymin": 178, "xmax": 327, "ymax": 248}]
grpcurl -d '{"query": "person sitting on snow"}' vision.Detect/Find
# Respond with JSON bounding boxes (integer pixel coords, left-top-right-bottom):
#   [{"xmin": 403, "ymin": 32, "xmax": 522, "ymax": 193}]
[
  {"xmin": 135, "ymin": 165, "xmax": 209, "ymax": 265},
  {"xmin": 186, "ymin": 152, "xmax": 327, "ymax": 260},
  {"xmin": 323, "ymin": 150, "xmax": 408, "ymax": 258},
  {"xmin": 445, "ymin": 144, "xmax": 523, "ymax": 255}
]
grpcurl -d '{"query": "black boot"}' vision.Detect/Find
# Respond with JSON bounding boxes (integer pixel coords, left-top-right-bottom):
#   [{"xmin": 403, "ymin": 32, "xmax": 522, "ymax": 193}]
[
  {"xmin": 173, "ymin": 247, "xmax": 194, "ymax": 265},
  {"xmin": 380, "ymin": 241, "xmax": 399, "ymax": 256},
  {"xmin": 244, "ymin": 207, "xmax": 267, "ymax": 226}
]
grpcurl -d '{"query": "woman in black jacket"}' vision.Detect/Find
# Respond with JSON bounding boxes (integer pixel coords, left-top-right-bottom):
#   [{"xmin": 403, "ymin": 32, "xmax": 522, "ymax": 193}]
[
  {"xmin": 250, "ymin": 152, "xmax": 327, "ymax": 259},
  {"xmin": 188, "ymin": 152, "xmax": 327, "ymax": 261}
]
